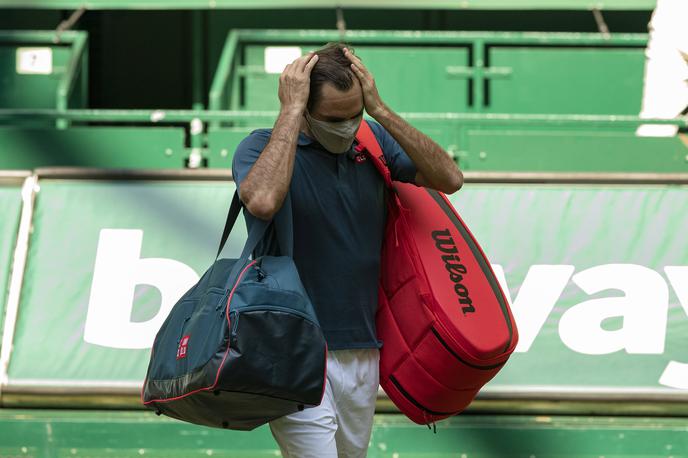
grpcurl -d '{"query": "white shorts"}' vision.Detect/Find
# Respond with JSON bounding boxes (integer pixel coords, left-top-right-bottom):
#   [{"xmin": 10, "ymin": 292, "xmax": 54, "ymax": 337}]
[{"xmin": 269, "ymin": 348, "xmax": 380, "ymax": 458}]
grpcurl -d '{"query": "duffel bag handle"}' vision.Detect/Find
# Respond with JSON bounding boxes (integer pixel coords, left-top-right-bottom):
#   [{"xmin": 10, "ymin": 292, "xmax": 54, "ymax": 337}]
[
  {"xmin": 216, "ymin": 190, "xmax": 244, "ymax": 260},
  {"xmin": 216, "ymin": 190, "xmax": 294, "ymax": 261},
  {"xmin": 216, "ymin": 188, "xmax": 295, "ymax": 288}
]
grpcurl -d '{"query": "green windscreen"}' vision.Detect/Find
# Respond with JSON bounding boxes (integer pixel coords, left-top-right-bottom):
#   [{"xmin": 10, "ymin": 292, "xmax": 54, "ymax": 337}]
[
  {"xmin": 5, "ymin": 179, "xmax": 688, "ymax": 396},
  {"xmin": 7, "ymin": 179, "xmax": 245, "ymax": 383},
  {"xmin": 452, "ymin": 184, "xmax": 688, "ymax": 393}
]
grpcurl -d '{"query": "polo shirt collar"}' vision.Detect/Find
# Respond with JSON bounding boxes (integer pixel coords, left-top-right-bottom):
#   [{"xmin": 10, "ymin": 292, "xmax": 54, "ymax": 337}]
[
  {"xmin": 297, "ymin": 131, "xmax": 361, "ymax": 159},
  {"xmin": 297, "ymin": 131, "xmax": 315, "ymax": 146}
]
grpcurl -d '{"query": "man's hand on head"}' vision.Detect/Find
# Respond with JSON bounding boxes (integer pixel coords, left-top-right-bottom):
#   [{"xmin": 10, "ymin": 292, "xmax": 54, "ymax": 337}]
[
  {"xmin": 278, "ymin": 52, "xmax": 319, "ymax": 116},
  {"xmin": 342, "ymin": 47, "xmax": 462, "ymax": 194},
  {"xmin": 343, "ymin": 47, "xmax": 386, "ymax": 119}
]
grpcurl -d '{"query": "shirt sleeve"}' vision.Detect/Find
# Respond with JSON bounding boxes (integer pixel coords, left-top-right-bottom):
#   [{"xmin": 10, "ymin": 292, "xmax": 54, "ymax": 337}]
[
  {"xmin": 367, "ymin": 120, "xmax": 417, "ymax": 185},
  {"xmin": 231, "ymin": 129, "xmax": 271, "ymax": 193}
]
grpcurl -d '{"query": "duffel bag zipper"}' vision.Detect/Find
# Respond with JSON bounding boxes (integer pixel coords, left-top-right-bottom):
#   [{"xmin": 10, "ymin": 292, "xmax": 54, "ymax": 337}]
[
  {"xmin": 177, "ymin": 317, "xmax": 191, "ymax": 345},
  {"xmin": 251, "ymin": 264, "xmax": 281, "ymax": 289},
  {"xmin": 216, "ymin": 290, "xmax": 230, "ymax": 317},
  {"xmin": 235, "ymin": 304, "xmax": 316, "ymax": 325},
  {"xmin": 254, "ymin": 265, "xmax": 267, "ymax": 281}
]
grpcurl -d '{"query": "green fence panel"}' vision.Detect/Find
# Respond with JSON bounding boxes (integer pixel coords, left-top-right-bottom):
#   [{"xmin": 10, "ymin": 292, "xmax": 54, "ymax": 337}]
[
  {"xmin": 207, "ymin": 127, "xmax": 259, "ymax": 168},
  {"xmin": 4, "ymin": 179, "xmax": 688, "ymax": 398},
  {"xmin": 0, "ymin": 410, "xmax": 686, "ymax": 458},
  {"xmin": 7, "ymin": 179, "xmax": 245, "ymax": 384},
  {"xmin": 0, "ymin": 31, "xmax": 88, "ymax": 111},
  {"xmin": 0, "ymin": 44, "xmax": 72, "ymax": 109},
  {"xmin": 462, "ymin": 130, "xmax": 688, "ymax": 172},
  {"xmin": 0, "ymin": 178, "xmax": 23, "ymax": 347},
  {"xmin": 207, "ymin": 122, "xmax": 459, "ymax": 169},
  {"xmin": 487, "ymin": 46, "xmax": 645, "ymax": 115},
  {"xmin": 0, "ymin": 127, "xmax": 187, "ymax": 169},
  {"xmin": 0, "ymin": 0, "xmax": 659, "ymax": 10},
  {"xmin": 209, "ymin": 123, "xmax": 688, "ymax": 173},
  {"xmin": 242, "ymin": 44, "xmax": 470, "ymax": 113},
  {"xmin": 2, "ymin": 114, "xmax": 685, "ymax": 173},
  {"xmin": 213, "ymin": 31, "xmax": 649, "ymax": 118},
  {"xmin": 356, "ymin": 46, "xmax": 471, "ymax": 114}
]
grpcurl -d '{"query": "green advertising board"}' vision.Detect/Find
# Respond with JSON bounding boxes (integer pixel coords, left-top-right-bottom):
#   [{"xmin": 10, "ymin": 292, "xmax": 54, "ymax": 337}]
[
  {"xmin": 453, "ymin": 184, "xmax": 688, "ymax": 396},
  {"xmin": 7, "ymin": 178, "xmax": 246, "ymax": 387},
  {"xmin": 3, "ymin": 175, "xmax": 688, "ymax": 403}
]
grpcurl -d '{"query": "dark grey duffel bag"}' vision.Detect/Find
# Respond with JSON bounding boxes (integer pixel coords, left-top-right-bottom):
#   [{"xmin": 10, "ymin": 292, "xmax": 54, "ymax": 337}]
[{"xmin": 141, "ymin": 191, "xmax": 327, "ymax": 430}]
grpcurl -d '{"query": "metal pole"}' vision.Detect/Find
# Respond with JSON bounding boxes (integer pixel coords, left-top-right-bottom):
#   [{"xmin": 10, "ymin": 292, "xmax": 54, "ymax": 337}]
[{"xmin": 0, "ymin": 176, "xmax": 38, "ymax": 400}]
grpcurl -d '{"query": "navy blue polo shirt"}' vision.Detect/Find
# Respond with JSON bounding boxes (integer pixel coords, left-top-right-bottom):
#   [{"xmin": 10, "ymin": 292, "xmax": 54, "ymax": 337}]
[{"xmin": 231, "ymin": 120, "xmax": 417, "ymax": 350}]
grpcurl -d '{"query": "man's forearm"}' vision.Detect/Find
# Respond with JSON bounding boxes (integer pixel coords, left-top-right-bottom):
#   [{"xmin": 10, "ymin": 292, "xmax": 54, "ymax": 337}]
[
  {"xmin": 239, "ymin": 109, "xmax": 302, "ymax": 220},
  {"xmin": 373, "ymin": 105, "xmax": 463, "ymax": 193}
]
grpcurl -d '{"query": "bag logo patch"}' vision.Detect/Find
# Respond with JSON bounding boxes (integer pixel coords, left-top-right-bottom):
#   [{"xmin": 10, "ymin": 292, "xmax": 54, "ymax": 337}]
[
  {"xmin": 432, "ymin": 229, "xmax": 475, "ymax": 315},
  {"xmin": 177, "ymin": 335, "xmax": 190, "ymax": 359}
]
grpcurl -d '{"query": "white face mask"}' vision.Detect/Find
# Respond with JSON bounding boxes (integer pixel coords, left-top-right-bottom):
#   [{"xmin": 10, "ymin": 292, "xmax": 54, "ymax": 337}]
[{"xmin": 304, "ymin": 110, "xmax": 363, "ymax": 154}]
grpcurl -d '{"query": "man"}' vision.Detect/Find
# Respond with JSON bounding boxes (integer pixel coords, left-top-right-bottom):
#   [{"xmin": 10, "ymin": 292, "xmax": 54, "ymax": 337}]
[{"xmin": 231, "ymin": 43, "xmax": 463, "ymax": 457}]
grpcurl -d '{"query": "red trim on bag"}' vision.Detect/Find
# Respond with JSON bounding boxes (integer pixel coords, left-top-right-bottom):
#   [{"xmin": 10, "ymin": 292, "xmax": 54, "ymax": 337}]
[{"xmin": 143, "ymin": 260, "xmax": 258, "ymax": 405}]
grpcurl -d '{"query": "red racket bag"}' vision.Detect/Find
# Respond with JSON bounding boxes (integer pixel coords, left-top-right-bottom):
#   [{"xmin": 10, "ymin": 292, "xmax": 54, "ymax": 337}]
[{"xmin": 355, "ymin": 121, "xmax": 519, "ymax": 425}]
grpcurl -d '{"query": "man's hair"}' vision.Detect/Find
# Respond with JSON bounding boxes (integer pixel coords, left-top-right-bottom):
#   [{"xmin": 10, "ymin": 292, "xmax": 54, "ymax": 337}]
[{"xmin": 308, "ymin": 43, "xmax": 357, "ymax": 112}]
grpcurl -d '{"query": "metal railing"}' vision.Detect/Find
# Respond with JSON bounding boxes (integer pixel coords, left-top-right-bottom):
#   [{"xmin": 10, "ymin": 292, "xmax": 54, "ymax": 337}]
[
  {"xmin": 2, "ymin": 108, "xmax": 687, "ymax": 127},
  {"xmin": 207, "ymin": 29, "xmax": 651, "ymax": 126}
]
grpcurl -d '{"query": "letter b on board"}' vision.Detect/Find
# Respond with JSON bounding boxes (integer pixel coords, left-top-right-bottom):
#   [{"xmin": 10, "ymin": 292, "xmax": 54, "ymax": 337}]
[{"xmin": 83, "ymin": 229, "xmax": 199, "ymax": 349}]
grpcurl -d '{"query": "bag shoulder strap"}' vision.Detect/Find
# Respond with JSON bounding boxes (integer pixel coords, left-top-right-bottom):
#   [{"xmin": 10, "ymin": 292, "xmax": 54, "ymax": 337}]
[
  {"xmin": 355, "ymin": 120, "xmax": 393, "ymax": 188},
  {"xmin": 216, "ymin": 189, "xmax": 294, "ymax": 260},
  {"xmin": 273, "ymin": 192, "xmax": 294, "ymax": 258},
  {"xmin": 216, "ymin": 190, "xmax": 243, "ymax": 259}
]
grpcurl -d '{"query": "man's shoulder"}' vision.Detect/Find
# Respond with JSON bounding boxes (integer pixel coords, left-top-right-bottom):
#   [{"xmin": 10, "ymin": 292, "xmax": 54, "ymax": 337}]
[
  {"xmin": 365, "ymin": 120, "xmax": 393, "ymax": 145},
  {"xmin": 238, "ymin": 128, "xmax": 273, "ymax": 148},
  {"xmin": 249, "ymin": 128, "xmax": 273, "ymax": 138},
  {"xmin": 365, "ymin": 120, "xmax": 385, "ymax": 137},
  {"xmin": 233, "ymin": 128, "xmax": 273, "ymax": 165}
]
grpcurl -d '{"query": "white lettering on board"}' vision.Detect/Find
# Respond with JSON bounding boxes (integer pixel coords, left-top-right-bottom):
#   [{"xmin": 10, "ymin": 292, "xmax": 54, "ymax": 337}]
[
  {"xmin": 83, "ymin": 229, "xmax": 199, "ymax": 349},
  {"xmin": 81, "ymin": 232, "xmax": 688, "ymax": 390},
  {"xmin": 492, "ymin": 264, "xmax": 575, "ymax": 353},
  {"xmin": 559, "ymin": 264, "xmax": 668, "ymax": 355},
  {"xmin": 660, "ymin": 266, "xmax": 688, "ymax": 389}
]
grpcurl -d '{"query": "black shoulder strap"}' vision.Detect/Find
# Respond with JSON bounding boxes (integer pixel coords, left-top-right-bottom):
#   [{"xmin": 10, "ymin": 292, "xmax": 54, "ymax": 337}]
[
  {"xmin": 274, "ymin": 192, "xmax": 294, "ymax": 258},
  {"xmin": 216, "ymin": 190, "xmax": 243, "ymax": 259},
  {"xmin": 216, "ymin": 190, "xmax": 294, "ymax": 260}
]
